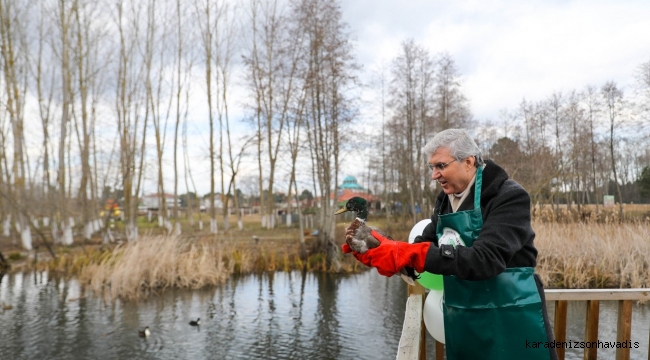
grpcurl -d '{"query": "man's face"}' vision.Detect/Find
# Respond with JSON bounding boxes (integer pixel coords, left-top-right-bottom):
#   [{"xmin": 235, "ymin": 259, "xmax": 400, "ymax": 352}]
[{"xmin": 428, "ymin": 147, "xmax": 476, "ymax": 195}]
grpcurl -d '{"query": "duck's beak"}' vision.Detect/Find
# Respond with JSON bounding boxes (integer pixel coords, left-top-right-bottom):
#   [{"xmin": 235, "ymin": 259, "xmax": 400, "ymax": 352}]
[{"xmin": 335, "ymin": 208, "xmax": 348, "ymax": 215}]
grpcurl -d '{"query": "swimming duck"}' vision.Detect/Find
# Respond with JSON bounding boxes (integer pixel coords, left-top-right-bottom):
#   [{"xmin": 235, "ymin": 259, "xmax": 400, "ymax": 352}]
[
  {"xmin": 189, "ymin": 318, "xmax": 201, "ymax": 326},
  {"xmin": 138, "ymin": 326, "xmax": 150, "ymax": 337},
  {"xmin": 336, "ymin": 197, "xmax": 418, "ymax": 285}
]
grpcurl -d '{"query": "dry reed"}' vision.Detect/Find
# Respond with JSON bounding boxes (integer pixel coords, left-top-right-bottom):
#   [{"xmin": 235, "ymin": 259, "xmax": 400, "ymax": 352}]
[
  {"xmin": 531, "ymin": 203, "xmax": 650, "ymax": 223},
  {"xmin": 43, "ymin": 233, "xmax": 358, "ymax": 300},
  {"xmin": 534, "ymin": 221, "xmax": 650, "ymax": 289},
  {"xmin": 78, "ymin": 235, "xmax": 228, "ymax": 300},
  {"xmin": 19, "ymin": 217, "xmax": 647, "ymax": 300}
]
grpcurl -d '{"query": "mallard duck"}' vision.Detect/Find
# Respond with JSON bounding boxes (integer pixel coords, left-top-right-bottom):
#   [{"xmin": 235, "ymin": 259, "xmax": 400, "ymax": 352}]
[
  {"xmin": 189, "ymin": 318, "xmax": 201, "ymax": 326},
  {"xmin": 138, "ymin": 326, "xmax": 151, "ymax": 337},
  {"xmin": 336, "ymin": 196, "xmax": 417, "ymax": 285}
]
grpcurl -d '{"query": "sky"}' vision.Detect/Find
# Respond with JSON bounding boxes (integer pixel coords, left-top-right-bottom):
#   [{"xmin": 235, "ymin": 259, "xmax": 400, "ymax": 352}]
[
  {"xmin": 179, "ymin": 0, "xmax": 650, "ymax": 196},
  {"xmin": 26, "ymin": 0, "xmax": 648, "ymax": 198},
  {"xmin": 321, "ymin": 0, "xmax": 650, "ymax": 192},
  {"xmin": 343, "ymin": 0, "xmax": 650, "ymax": 123}
]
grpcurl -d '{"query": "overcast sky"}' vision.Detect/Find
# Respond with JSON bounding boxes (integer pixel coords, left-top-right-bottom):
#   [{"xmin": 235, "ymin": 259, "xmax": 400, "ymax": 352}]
[
  {"xmin": 341, "ymin": 0, "xmax": 650, "ymax": 123},
  {"xmin": 134, "ymin": 0, "xmax": 650, "ymax": 196}
]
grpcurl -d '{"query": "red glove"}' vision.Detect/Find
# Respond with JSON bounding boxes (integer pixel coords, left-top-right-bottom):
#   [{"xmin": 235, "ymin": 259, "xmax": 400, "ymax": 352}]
[{"xmin": 342, "ymin": 230, "xmax": 430, "ymax": 277}]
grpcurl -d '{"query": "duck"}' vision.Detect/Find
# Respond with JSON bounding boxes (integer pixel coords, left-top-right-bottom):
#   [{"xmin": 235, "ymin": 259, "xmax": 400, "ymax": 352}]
[
  {"xmin": 189, "ymin": 318, "xmax": 201, "ymax": 326},
  {"xmin": 335, "ymin": 196, "xmax": 418, "ymax": 285},
  {"xmin": 138, "ymin": 326, "xmax": 150, "ymax": 338}
]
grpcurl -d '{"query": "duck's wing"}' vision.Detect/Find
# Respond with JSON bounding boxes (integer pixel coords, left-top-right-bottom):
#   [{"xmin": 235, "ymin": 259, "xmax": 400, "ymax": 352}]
[
  {"xmin": 351, "ymin": 225, "xmax": 380, "ymax": 253},
  {"xmin": 345, "ymin": 219, "xmax": 380, "ymax": 253}
]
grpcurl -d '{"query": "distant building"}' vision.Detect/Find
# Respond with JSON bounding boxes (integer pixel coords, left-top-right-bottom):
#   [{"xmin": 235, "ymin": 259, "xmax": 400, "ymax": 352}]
[
  {"xmin": 202, "ymin": 195, "xmax": 224, "ymax": 211},
  {"xmin": 332, "ymin": 175, "xmax": 379, "ymax": 207},
  {"xmin": 339, "ymin": 176, "xmax": 366, "ymax": 191},
  {"xmin": 142, "ymin": 193, "xmax": 181, "ymax": 210}
]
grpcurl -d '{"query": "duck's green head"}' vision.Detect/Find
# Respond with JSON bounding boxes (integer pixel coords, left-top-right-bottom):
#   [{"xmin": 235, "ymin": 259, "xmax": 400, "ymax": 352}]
[{"xmin": 335, "ymin": 197, "xmax": 369, "ymax": 221}]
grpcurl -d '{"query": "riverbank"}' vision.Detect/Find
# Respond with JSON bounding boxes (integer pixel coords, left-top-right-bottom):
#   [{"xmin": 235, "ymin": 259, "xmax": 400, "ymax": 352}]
[
  {"xmin": 1, "ymin": 220, "xmax": 649, "ymax": 300},
  {"xmin": 0, "ymin": 222, "xmax": 364, "ymax": 300}
]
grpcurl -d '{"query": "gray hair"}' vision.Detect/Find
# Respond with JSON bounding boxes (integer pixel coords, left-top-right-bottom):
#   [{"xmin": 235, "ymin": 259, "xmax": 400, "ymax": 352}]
[{"xmin": 422, "ymin": 129, "xmax": 484, "ymax": 167}]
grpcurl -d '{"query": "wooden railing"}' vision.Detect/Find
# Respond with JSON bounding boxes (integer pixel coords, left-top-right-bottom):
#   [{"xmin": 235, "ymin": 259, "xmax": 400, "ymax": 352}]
[{"xmin": 397, "ymin": 286, "xmax": 650, "ymax": 360}]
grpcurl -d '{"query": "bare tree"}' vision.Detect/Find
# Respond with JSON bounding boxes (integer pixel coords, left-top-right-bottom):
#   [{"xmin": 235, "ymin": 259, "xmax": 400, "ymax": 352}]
[
  {"xmin": 32, "ymin": 3, "xmax": 56, "ymax": 235},
  {"xmin": 548, "ymin": 92, "xmax": 565, "ymax": 210},
  {"xmin": 70, "ymin": 0, "xmax": 107, "ymax": 241},
  {"xmin": 244, "ymin": 0, "xmax": 303, "ymax": 230},
  {"xmin": 0, "ymin": 0, "xmax": 33, "ymax": 249},
  {"xmin": 142, "ymin": 0, "xmax": 176, "ymax": 233},
  {"xmin": 388, "ymin": 39, "xmax": 434, "ymax": 224},
  {"xmin": 113, "ymin": 0, "xmax": 148, "ymax": 241},
  {"xmin": 434, "ymin": 52, "xmax": 472, "ymax": 130},
  {"xmin": 213, "ymin": 1, "xmax": 238, "ymax": 232},
  {"xmin": 194, "ymin": 0, "xmax": 234, "ymax": 234},
  {"xmin": 193, "ymin": 0, "xmax": 214, "ymax": 233},
  {"xmin": 601, "ymin": 81, "xmax": 625, "ymax": 218},
  {"xmin": 172, "ymin": 0, "xmax": 194, "ymax": 235},
  {"xmin": 296, "ymin": 0, "xmax": 357, "ymax": 268},
  {"xmin": 582, "ymin": 85, "xmax": 602, "ymax": 212}
]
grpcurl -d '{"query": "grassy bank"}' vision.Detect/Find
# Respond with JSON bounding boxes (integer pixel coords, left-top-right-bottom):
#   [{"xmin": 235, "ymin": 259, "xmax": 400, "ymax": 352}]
[
  {"xmin": 1, "ymin": 219, "xmax": 648, "ymax": 300},
  {"xmin": 23, "ymin": 228, "xmax": 361, "ymax": 300}
]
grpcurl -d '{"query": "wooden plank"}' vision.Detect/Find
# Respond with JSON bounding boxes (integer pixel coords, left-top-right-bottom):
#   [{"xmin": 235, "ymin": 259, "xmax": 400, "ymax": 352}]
[
  {"xmin": 397, "ymin": 293, "xmax": 423, "ymax": 360},
  {"xmin": 435, "ymin": 340, "xmax": 445, "ymax": 360},
  {"xmin": 407, "ymin": 282, "xmax": 427, "ymax": 360},
  {"xmin": 615, "ymin": 300, "xmax": 633, "ymax": 360},
  {"xmin": 584, "ymin": 300, "xmax": 599, "ymax": 360},
  {"xmin": 554, "ymin": 300, "xmax": 568, "ymax": 360},
  {"xmin": 545, "ymin": 289, "xmax": 650, "ymax": 301}
]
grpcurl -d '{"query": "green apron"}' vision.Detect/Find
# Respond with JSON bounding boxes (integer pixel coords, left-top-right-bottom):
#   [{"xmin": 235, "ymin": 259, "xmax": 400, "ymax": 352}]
[{"xmin": 437, "ymin": 166, "xmax": 551, "ymax": 360}]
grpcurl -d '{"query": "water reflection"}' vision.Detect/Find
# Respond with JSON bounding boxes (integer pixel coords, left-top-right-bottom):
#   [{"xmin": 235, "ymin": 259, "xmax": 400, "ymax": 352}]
[
  {"xmin": 1, "ymin": 271, "xmax": 648, "ymax": 360},
  {"xmin": 1, "ymin": 271, "xmax": 407, "ymax": 359}
]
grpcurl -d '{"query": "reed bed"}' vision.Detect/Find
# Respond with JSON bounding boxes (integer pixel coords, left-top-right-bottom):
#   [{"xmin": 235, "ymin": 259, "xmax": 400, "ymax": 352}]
[
  {"xmin": 37, "ymin": 233, "xmax": 358, "ymax": 300},
  {"xmin": 77, "ymin": 235, "xmax": 228, "ymax": 300},
  {"xmin": 534, "ymin": 221, "xmax": 650, "ymax": 289},
  {"xmin": 531, "ymin": 203, "xmax": 650, "ymax": 223},
  {"xmin": 9, "ymin": 218, "xmax": 647, "ymax": 300}
]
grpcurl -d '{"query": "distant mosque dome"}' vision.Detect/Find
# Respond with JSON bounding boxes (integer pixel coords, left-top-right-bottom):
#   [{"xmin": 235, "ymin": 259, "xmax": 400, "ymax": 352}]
[{"xmin": 339, "ymin": 176, "xmax": 366, "ymax": 191}]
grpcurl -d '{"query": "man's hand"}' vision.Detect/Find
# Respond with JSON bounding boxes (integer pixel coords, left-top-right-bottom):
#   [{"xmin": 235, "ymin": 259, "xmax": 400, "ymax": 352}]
[{"xmin": 342, "ymin": 230, "xmax": 430, "ymax": 277}]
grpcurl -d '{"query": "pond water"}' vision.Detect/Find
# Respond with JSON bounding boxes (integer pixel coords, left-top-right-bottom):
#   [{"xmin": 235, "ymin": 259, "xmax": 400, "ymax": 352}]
[{"xmin": 0, "ymin": 271, "xmax": 648, "ymax": 360}]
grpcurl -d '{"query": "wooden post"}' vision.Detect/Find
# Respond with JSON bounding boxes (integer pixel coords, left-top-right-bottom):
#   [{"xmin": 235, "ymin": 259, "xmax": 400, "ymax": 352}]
[
  {"xmin": 398, "ymin": 290, "xmax": 425, "ymax": 360},
  {"xmin": 554, "ymin": 300, "xmax": 568, "ymax": 360},
  {"xmin": 435, "ymin": 340, "xmax": 445, "ymax": 359},
  {"xmin": 584, "ymin": 300, "xmax": 599, "ymax": 360},
  {"xmin": 407, "ymin": 283, "xmax": 426, "ymax": 360},
  {"xmin": 615, "ymin": 300, "xmax": 632, "ymax": 360}
]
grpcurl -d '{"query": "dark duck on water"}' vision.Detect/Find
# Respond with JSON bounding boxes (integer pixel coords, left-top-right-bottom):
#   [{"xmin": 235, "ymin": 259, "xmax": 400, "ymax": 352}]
[
  {"xmin": 138, "ymin": 326, "xmax": 151, "ymax": 338},
  {"xmin": 335, "ymin": 196, "xmax": 418, "ymax": 285}
]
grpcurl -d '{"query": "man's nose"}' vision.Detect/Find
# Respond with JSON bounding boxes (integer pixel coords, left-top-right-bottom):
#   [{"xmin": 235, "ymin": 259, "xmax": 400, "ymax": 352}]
[{"xmin": 431, "ymin": 169, "xmax": 441, "ymax": 180}]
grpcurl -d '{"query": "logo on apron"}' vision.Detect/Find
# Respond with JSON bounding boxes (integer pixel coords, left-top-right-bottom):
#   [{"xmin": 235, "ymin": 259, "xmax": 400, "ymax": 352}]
[{"xmin": 438, "ymin": 227, "xmax": 465, "ymax": 248}]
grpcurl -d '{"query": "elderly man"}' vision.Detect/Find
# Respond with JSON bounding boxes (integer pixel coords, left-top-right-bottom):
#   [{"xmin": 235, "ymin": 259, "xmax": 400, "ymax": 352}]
[{"xmin": 343, "ymin": 129, "xmax": 558, "ymax": 360}]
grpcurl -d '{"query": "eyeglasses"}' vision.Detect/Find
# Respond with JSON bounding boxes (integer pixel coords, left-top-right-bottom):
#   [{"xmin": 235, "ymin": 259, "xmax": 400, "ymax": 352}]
[{"xmin": 427, "ymin": 159, "xmax": 457, "ymax": 172}]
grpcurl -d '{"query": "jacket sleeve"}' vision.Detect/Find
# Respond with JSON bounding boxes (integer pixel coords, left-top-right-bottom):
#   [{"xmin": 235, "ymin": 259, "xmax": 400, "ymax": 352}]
[{"xmin": 422, "ymin": 182, "xmax": 534, "ymax": 280}]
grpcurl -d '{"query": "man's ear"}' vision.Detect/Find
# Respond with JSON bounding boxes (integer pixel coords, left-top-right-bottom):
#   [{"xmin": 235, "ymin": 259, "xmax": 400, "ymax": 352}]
[{"xmin": 464, "ymin": 156, "xmax": 475, "ymax": 169}]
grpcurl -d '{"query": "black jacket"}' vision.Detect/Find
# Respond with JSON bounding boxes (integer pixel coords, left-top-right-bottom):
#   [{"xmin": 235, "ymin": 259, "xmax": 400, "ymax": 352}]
[{"xmin": 420, "ymin": 160, "xmax": 538, "ymax": 280}]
